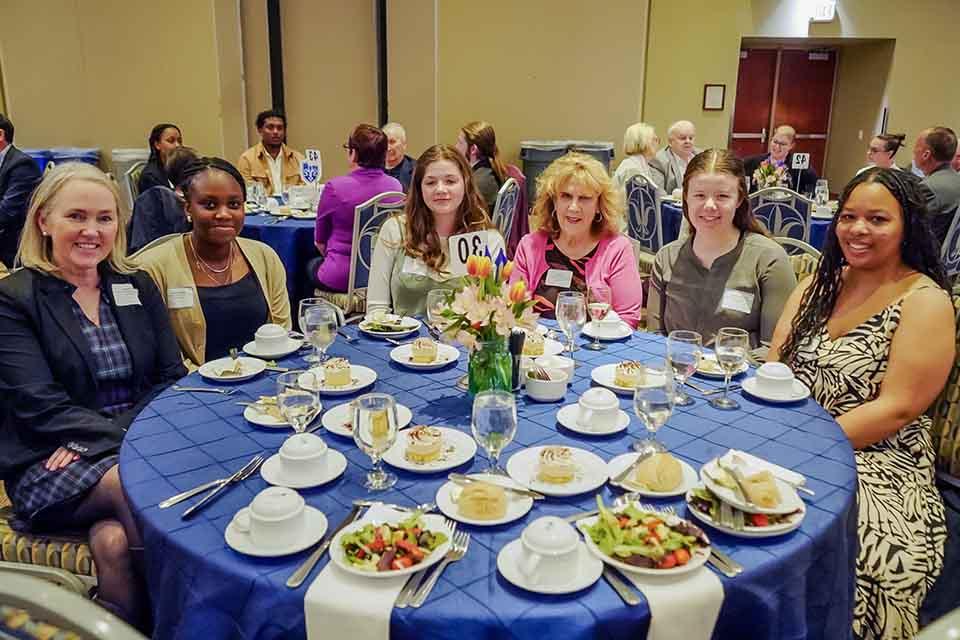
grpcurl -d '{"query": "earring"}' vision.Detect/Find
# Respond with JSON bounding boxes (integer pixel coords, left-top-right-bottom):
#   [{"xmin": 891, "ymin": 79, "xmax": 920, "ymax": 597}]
[{"xmin": 594, "ymin": 212, "xmax": 603, "ymax": 222}]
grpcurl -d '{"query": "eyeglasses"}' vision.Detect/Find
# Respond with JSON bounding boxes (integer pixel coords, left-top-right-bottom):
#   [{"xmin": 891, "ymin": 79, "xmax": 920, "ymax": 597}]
[
  {"xmin": 342, "ymin": 143, "xmax": 353, "ymax": 151},
  {"xmin": 771, "ymin": 140, "xmax": 790, "ymax": 148}
]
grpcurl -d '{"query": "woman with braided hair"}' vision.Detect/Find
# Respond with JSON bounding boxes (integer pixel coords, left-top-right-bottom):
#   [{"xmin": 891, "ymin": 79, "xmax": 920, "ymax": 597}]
[{"xmin": 768, "ymin": 167, "xmax": 953, "ymax": 639}]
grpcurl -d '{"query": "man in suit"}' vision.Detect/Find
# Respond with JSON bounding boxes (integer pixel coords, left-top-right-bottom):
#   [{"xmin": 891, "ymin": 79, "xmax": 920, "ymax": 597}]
[
  {"xmin": 382, "ymin": 122, "xmax": 416, "ymax": 192},
  {"xmin": 0, "ymin": 114, "xmax": 42, "ymax": 268},
  {"xmin": 743, "ymin": 124, "xmax": 819, "ymax": 196},
  {"xmin": 914, "ymin": 126, "xmax": 960, "ymax": 245},
  {"xmin": 649, "ymin": 120, "xmax": 699, "ymax": 193}
]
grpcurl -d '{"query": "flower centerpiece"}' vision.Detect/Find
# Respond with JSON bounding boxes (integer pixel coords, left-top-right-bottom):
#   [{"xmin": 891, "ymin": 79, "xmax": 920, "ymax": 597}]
[
  {"xmin": 752, "ymin": 160, "xmax": 789, "ymax": 190},
  {"xmin": 439, "ymin": 253, "xmax": 538, "ymax": 393}
]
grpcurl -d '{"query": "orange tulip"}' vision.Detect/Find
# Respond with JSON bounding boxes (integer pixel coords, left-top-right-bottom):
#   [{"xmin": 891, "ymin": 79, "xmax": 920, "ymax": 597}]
[
  {"xmin": 508, "ymin": 280, "xmax": 527, "ymax": 303},
  {"xmin": 476, "ymin": 256, "xmax": 493, "ymax": 279},
  {"xmin": 501, "ymin": 261, "xmax": 514, "ymax": 281},
  {"xmin": 466, "ymin": 254, "xmax": 481, "ymax": 277}
]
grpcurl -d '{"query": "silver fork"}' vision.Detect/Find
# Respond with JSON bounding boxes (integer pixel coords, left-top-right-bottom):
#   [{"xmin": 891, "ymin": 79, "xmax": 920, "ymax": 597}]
[
  {"xmin": 337, "ymin": 329, "xmax": 357, "ymax": 344},
  {"xmin": 171, "ymin": 385, "xmax": 237, "ymax": 395},
  {"xmin": 160, "ymin": 457, "xmax": 264, "ymax": 508},
  {"xmin": 395, "ymin": 518, "xmax": 457, "ymax": 608},
  {"xmin": 385, "ymin": 337, "xmax": 414, "ymax": 347},
  {"xmin": 409, "ymin": 530, "xmax": 470, "ymax": 608}
]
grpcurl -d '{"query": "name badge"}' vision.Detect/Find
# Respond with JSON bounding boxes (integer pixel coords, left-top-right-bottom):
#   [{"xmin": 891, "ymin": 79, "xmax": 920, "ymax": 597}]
[
  {"xmin": 401, "ymin": 255, "xmax": 430, "ymax": 277},
  {"xmin": 720, "ymin": 289, "xmax": 754, "ymax": 314},
  {"xmin": 112, "ymin": 283, "xmax": 141, "ymax": 307},
  {"xmin": 446, "ymin": 230, "xmax": 506, "ymax": 277},
  {"xmin": 167, "ymin": 287, "xmax": 195, "ymax": 309},
  {"xmin": 544, "ymin": 269, "xmax": 573, "ymax": 288}
]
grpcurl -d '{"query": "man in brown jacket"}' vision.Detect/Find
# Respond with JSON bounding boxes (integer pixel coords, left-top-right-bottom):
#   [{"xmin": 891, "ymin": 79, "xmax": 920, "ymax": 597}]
[{"xmin": 238, "ymin": 109, "xmax": 305, "ymax": 196}]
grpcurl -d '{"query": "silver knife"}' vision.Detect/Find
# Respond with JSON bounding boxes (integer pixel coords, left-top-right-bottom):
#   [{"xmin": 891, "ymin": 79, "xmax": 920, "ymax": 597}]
[
  {"xmin": 710, "ymin": 547, "xmax": 743, "ymax": 575},
  {"xmin": 447, "ymin": 474, "xmax": 545, "ymax": 500},
  {"xmin": 286, "ymin": 503, "xmax": 363, "ymax": 588},
  {"xmin": 603, "ymin": 566, "xmax": 640, "ymax": 605},
  {"xmin": 610, "ymin": 450, "xmax": 656, "ymax": 486},
  {"xmin": 707, "ymin": 555, "xmax": 739, "ymax": 578},
  {"xmin": 716, "ymin": 460, "xmax": 755, "ymax": 507},
  {"xmin": 181, "ymin": 455, "xmax": 263, "ymax": 519},
  {"xmin": 159, "ymin": 479, "xmax": 224, "ymax": 509},
  {"xmin": 564, "ymin": 509, "xmax": 599, "ymax": 523}
]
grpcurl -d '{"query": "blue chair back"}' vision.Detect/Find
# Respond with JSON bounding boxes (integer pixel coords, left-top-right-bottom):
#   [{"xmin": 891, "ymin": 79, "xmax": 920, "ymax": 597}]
[
  {"xmin": 749, "ymin": 187, "xmax": 813, "ymax": 242},
  {"xmin": 491, "ymin": 178, "xmax": 520, "ymax": 241},
  {"xmin": 941, "ymin": 208, "xmax": 960, "ymax": 278},
  {"xmin": 348, "ymin": 191, "xmax": 406, "ymax": 295},
  {"xmin": 624, "ymin": 173, "xmax": 663, "ymax": 254}
]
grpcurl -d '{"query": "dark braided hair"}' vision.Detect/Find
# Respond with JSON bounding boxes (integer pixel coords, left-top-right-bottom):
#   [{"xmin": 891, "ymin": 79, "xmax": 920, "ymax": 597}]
[
  {"xmin": 177, "ymin": 156, "xmax": 247, "ymax": 202},
  {"xmin": 147, "ymin": 123, "xmax": 181, "ymax": 167},
  {"xmin": 778, "ymin": 167, "xmax": 949, "ymax": 366}
]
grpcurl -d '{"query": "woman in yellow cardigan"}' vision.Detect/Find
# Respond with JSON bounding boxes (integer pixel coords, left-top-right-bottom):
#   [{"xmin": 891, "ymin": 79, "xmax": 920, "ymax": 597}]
[{"xmin": 135, "ymin": 157, "xmax": 290, "ymax": 368}]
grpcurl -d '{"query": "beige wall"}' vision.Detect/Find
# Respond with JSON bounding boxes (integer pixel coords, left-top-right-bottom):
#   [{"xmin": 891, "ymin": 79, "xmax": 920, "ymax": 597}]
[{"xmin": 386, "ymin": 0, "xmax": 437, "ymax": 157}]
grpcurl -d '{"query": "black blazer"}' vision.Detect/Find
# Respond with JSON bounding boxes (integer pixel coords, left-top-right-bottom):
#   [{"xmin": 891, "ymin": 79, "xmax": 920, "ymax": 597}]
[
  {"xmin": 0, "ymin": 146, "xmax": 42, "ymax": 267},
  {"xmin": 137, "ymin": 160, "xmax": 168, "ymax": 194},
  {"xmin": 743, "ymin": 152, "xmax": 819, "ymax": 197},
  {"xmin": 127, "ymin": 186, "xmax": 190, "ymax": 254},
  {"xmin": 0, "ymin": 266, "xmax": 186, "ymax": 480}
]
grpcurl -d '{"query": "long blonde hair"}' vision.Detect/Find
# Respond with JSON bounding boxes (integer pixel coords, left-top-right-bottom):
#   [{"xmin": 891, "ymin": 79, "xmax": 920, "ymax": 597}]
[
  {"xmin": 460, "ymin": 121, "xmax": 508, "ymax": 185},
  {"xmin": 531, "ymin": 152, "xmax": 625, "ymax": 237},
  {"xmin": 17, "ymin": 162, "xmax": 134, "ymax": 274}
]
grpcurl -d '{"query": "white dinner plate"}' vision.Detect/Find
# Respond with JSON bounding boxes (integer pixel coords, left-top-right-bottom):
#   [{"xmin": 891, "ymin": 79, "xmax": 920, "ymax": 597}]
[
  {"xmin": 606, "ymin": 453, "xmax": 698, "ymax": 497},
  {"xmin": 497, "ymin": 539, "xmax": 602, "ymax": 594},
  {"xmin": 590, "ymin": 363, "xmax": 667, "ymax": 395},
  {"xmin": 242, "ymin": 337, "xmax": 304, "ymax": 360},
  {"xmin": 243, "ymin": 403, "xmax": 289, "ymax": 428},
  {"xmin": 582, "ymin": 322, "xmax": 633, "ymax": 341},
  {"xmin": 435, "ymin": 474, "xmax": 534, "ymax": 526},
  {"xmin": 299, "ymin": 365, "xmax": 377, "ymax": 396},
  {"xmin": 382, "ymin": 427, "xmax": 477, "ymax": 473},
  {"xmin": 329, "ymin": 513, "xmax": 452, "ymax": 578},
  {"xmin": 740, "ymin": 377, "xmax": 811, "ymax": 403},
  {"xmin": 225, "ymin": 507, "xmax": 327, "ymax": 558},
  {"xmin": 321, "ymin": 402, "xmax": 413, "ymax": 438},
  {"xmin": 555, "ymin": 404, "xmax": 630, "ymax": 436},
  {"xmin": 505, "ymin": 446, "xmax": 608, "ymax": 497},
  {"xmin": 576, "ymin": 512, "xmax": 711, "ymax": 576},
  {"xmin": 694, "ymin": 354, "xmax": 749, "ymax": 379},
  {"xmin": 290, "ymin": 209, "xmax": 317, "ymax": 219},
  {"xmin": 700, "ymin": 458, "xmax": 804, "ymax": 515},
  {"xmin": 358, "ymin": 316, "xmax": 422, "ymax": 338},
  {"xmin": 198, "ymin": 356, "xmax": 267, "ymax": 383},
  {"xmin": 389, "ymin": 343, "xmax": 460, "ymax": 370},
  {"xmin": 685, "ymin": 485, "xmax": 805, "ymax": 538},
  {"xmin": 260, "ymin": 450, "xmax": 347, "ymax": 489}
]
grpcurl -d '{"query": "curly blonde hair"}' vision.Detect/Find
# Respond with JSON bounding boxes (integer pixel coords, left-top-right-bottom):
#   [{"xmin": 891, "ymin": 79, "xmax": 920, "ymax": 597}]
[{"xmin": 530, "ymin": 152, "xmax": 625, "ymax": 237}]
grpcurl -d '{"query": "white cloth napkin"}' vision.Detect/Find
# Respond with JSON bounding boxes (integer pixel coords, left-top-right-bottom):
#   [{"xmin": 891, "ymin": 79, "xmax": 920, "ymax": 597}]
[
  {"xmin": 304, "ymin": 504, "xmax": 408, "ymax": 640},
  {"xmin": 622, "ymin": 567, "xmax": 724, "ymax": 640},
  {"xmin": 721, "ymin": 449, "xmax": 806, "ymax": 487}
]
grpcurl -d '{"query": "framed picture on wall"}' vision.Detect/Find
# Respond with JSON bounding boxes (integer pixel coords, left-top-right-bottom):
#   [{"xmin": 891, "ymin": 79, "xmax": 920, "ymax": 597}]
[{"xmin": 703, "ymin": 84, "xmax": 725, "ymax": 111}]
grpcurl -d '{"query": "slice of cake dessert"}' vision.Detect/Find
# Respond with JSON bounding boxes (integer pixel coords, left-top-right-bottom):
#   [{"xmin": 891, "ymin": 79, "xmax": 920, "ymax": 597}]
[
  {"xmin": 537, "ymin": 446, "xmax": 576, "ymax": 484},
  {"xmin": 614, "ymin": 360, "xmax": 646, "ymax": 388},
  {"xmin": 404, "ymin": 425, "xmax": 443, "ymax": 464},
  {"xmin": 410, "ymin": 337, "xmax": 438, "ymax": 363},
  {"xmin": 323, "ymin": 357, "xmax": 352, "ymax": 387}
]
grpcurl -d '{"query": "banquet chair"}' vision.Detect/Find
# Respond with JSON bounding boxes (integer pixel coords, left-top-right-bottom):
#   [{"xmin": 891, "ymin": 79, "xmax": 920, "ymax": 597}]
[
  {"xmin": 124, "ymin": 161, "xmax": 147, "ymax": 212},
  {"xmin": 315, "ymin": 191, "xmax": 405, "ymax": 316},
  {"xmin": 128, "ymin": 232, "xmax": 179, "ymax": 260},
  {"xmin": 929, "ymin": 288, "xmax": 960, "ymax": 486},
  {"xmin": 773, "ymin": 237, "xmax": 821, "ymax": 283},
  {"xmin": 624, "ymin": 173, "xmax": 663, "ymax": 277},
  {"xmin": 491, "ymin": 178, "xmax": 520, "ymax": 244},
  {"xmin": 917, "ymin": 606, "xmax": 960, "ymax": 639},
  {"xmin": 0, "ymin": 572, "xmax": 145, "ymax": 640},
  {"xmin": 939, "ymin": 212, "xmax": 960, "ymax": 280},
  {"xmin": 749, "ymin": 187, "xmax": 814, "ymax": 243}
]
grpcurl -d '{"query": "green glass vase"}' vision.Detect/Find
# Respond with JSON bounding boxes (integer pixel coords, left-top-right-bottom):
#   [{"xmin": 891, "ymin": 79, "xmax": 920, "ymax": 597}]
[{"xmin": 468, "ymin": 338, "xmax": 512, "ymax": 395}]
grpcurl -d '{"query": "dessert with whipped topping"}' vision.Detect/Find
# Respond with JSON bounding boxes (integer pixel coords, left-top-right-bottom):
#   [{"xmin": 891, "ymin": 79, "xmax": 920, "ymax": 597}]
[
  {"xmin": 410, "ymin": 337, "xmax": 438, "ymax": 363},
  {"xmin": 404, "ymin": 425, "xmax": 443, "ymax": 464},
  {"xmin": 323, "ymin": 357, "xmax": 352, "ymax": 387},
  {"xmin": 522, "ymin": 331, "xmax": 545, "ymax": 356},
  {"xmin": 537, "ymin": 446, "xmax": 576, "ymax": 484},
  {"xmin": 614, "ymin": 360, "xmax": 647, "ymax": 388},
  {"xmin": 456, "ymin": 482, "xmax": 507, "ymax": 520}
]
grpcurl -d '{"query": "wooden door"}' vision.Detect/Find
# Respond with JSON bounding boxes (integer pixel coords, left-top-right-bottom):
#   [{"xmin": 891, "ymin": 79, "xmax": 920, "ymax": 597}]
[
  {"xmin": 774, "ymin": 50, "xmax": 837, "ymax": 175},
  {"xmin": 731, "ymin": 49, "xmax": 777, "ymax": 160}
]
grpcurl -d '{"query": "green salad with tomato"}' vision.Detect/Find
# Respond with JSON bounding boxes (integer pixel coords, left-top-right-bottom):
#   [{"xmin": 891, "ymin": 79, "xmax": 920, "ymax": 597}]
[
  {"xmin": 340, "ymin": 512, "xmax": 448, "ymax": 572},
  {"xmin": 583, "ymin": 496, "xmax": 708, "ymax": 570},
  {"xmin": 689, "ymin": 487, "xmax": 798, "ymax": 527}
]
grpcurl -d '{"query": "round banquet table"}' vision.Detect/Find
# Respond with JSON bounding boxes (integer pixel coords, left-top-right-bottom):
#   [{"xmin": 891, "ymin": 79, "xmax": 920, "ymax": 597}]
[
  {"xmin": 240, "ymin": 213, "xmax": 317, "ymax": 307},
  {"xmin": 120, "ymin": 326, "xmax": 856, "ymax": 640},
  {"xmin": 659, "ymin": 202, "xmax": 832, "ymax": 250}
]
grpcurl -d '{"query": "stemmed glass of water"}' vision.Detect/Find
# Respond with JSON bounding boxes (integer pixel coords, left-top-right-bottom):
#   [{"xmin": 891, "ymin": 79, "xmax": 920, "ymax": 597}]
[
  {"xmin": 276, "ymin": 370, "xmax": 321, "ymax": 433},
  {"xmin": 584, "ymin": 284, "xmax": 612, "ymax": 351},
  {"xmin": 667, "ymin": 330, "xmax": 702, "ymax": 406},
  {"xmin": 632, "ymin": 361, "xmax": 675, "ymax": 454},
  {"xmin": 426, "ymin": 288, "xmax": 450, "ymax": 341},
  {"xmin": 352, "ymin": 393, "xmax": 399, "ymax": 491},
  {"xmin": 556, "ymin": 291, "xmax": 586, "ymax": 361},
  {"xmin": 710, "ymin": 327, "xmax": 749, "ymax": 411},
  {"xmin": 471, "ymin": 390, "xmax": 517, "ymax": 475},
  {"xmin": 299, "ymin": 298, "xmax": 338, "ymax": 363}
]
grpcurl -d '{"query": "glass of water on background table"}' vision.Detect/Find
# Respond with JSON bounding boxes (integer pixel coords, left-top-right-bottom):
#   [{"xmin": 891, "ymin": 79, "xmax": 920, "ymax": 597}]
[
  {"xmin": 299, "ymin": 299, "xmax": 338, "ymax": 363},
  {"xmin": 710, "ymin": 327, "xmax": 749, "ymax": 410},
  {"xmin": 276, "ymin": 371, "xmax": 321, "ymax": 433},
  {"xmin": 353, "ymin": 393, "xmax": 399, "ymax": 491},
  {"xmin": 471, "ymin": 390, "xmax": 517, "ymax": 475},
  {"xmin": 584, "ymin": 284, "xmax": 611, "ymax": 351},
  {"xmin": 632, "ymin": 361, "xmax": 675, "ymax": 454},
  {"xmin": 556, "ymin": 291, "xmax": 586, "ymax": 360},
  {"xmin": 667, "ymin": 330, "xmax": 702, "ymax": 406}
]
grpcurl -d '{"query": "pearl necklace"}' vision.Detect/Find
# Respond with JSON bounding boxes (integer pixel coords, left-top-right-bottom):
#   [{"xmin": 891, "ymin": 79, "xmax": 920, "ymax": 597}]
[{"xmin": 188, "ymin": 236, "xmax": 234, "ymax": 284}]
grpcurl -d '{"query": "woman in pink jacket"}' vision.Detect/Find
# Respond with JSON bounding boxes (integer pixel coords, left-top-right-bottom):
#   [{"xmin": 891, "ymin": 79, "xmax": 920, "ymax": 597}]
[{"xmin": 510, "ymin": 152, "xmax": 643, "ymax": 328}]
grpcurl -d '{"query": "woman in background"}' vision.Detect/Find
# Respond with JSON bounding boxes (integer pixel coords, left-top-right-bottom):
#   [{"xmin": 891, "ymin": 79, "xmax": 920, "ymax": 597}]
[
  {"xmin": 137, "ymin": 123, "xmax": 182, "ymax": 193},
  {"xmin": 858, "ymin": 132, "xmax": 906, "ymax": 175},
  {"xmin": 455, "ymin": 121, "xmax": 509, "ymax": 213},
  {"xmin": 612, "ymin": 122, "xmax": 660, "ymax": 190}
]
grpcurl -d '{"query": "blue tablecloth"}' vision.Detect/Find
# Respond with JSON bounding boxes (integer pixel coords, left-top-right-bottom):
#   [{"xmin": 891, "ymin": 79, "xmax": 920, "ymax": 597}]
[
  {"xmin": 660, "ymin": 202, "xmax": 832, "ymax": 250},
  {"xmin": 240, "ymin": 214, "xmax": 317, "ymax": 306},
  {"xmin": 120, "ymin": 328, "xmax": 856, "ymax": 640}
]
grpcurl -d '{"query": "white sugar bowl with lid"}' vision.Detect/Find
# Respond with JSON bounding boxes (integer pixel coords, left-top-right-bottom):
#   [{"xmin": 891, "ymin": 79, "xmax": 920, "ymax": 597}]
[
  {"xmin": 232, "ymin": 487, "xmax": 306, "ymax": 549},
  {"xmin": 516, "ymin": 516, "xmax": 580, "ymax": 586},
  {"xmin": 279, "ymin": 432, "xmax": 328, "ymax": 481},
  {"xmin": 754, "ymin": 362, "xmax": 795, "ymax": 396},
  {"xmin": 255, "ymin": 323, "xmax": 288, "ymax": 351}
]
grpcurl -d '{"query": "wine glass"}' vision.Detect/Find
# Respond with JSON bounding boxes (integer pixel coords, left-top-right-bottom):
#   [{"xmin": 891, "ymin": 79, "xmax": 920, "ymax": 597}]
[
  {"xmin": 426, "ymin": 288, "xmax": 450, "ymax": 341},
  {"xmin": 276, "ymin": 371, "xmax": 321, "ymax": 433},
  {"xmin": 632, "ymin": 361, "xmax": 675, "ymax": 454},
  {"xmin": 667, "ymin": 330, "xmax": 702, "ymax": 407},
  {"xmin": 556, "ymin": 291, "xmax": 586, "ymax": 360},
  {"xmin": 710, "ymin": 327, "xmax": 749, "ymax": 410},
  {"xmin": 352, "ymin": 393, "xmax": 399, "ymax": 491},
  {"xmin": 471, "ymin": 390, "xmax": 517, "ymax": 475},
  {"xmin": 584, "ymin": 284, "xmax": 612, "ymax": 351},
  {"xmin": 300, "ymin": 300, "xmax": 338, "ymax": 363}
]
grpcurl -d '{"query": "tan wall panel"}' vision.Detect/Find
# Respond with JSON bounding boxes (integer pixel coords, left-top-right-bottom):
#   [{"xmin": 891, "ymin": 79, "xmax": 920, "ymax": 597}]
[
  {"xmin": 387, "ymin": 0, "xmax": 437, "ymax": 157},
  {"xmin": 240, "ymin": 0, "xmax": 270, "ymax": 147},
  {"xmin": 214, "ymin": 0, "xmax": 249, "ymax": 164}
]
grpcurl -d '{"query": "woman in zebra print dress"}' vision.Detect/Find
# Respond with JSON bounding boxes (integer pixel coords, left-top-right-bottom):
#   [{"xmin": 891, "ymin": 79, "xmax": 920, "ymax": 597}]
[{"xmin": 768, "ymin": 168, "xmax": 953, "ymax": 639}]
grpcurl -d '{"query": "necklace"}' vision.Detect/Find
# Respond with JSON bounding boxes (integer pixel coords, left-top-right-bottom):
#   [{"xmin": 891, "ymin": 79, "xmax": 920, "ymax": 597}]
[{"xmin": 188, "ymin": 236, "xmax": 234, "ymax": 285}]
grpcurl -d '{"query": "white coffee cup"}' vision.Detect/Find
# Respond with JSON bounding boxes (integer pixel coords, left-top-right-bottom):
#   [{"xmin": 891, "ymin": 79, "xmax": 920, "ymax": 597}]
[
  {"xmin": 515, "ymin": 516, "xmax": 580, "ymax": 586},
  {"xmin": 278, "ymin": 432, "xmax": 328, "ymax": 481},
  {"xmin": 577, "ymin": 387, "xmax": 620, "ymax": 430},
  {"xmin": 754, "ymin": 362, "xmax": 795, "ymax": 396},
  {"xmin": 534, "ymin": 354, "xmax": 575, "ymax": 382},
  {"xmin": 232, "ymin": 487, "xmax": 306, "ymax": 549},
  {"xmin": 524, "ymin": 367, "xmax": 567, "ymax": 402},
  {"xmin": 255, "ymin": 323, "xmax": 288, "ymax": 351}
]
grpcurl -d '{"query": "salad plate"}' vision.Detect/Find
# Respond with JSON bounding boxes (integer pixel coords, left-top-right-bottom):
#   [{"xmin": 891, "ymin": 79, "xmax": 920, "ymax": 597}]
[
  {"xmin": 330, "ymin": 511, "xmax": 452, "ymax": 578},
  {"xmin": 322, "ymin": 401, "xmax": 413, "ymax": 437},
  {"xmin": 358, "ymin": 315, "xmax": 422, "ymax": 338},
  {"xmin": 701, "ymin": 458, "xmax": 804, "ymax": 515},
  {"xmin": 198, "ymin": 356, "xmax": 266, "ymax": 383},
  {"xmin": 686, "ymin": 485, "xmax": 804, "ymax": 538}
]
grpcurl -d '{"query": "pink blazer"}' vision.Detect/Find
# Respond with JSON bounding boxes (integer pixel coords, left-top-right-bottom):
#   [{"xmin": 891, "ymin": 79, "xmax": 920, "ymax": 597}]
[{"xmin": 510, "ymin": 231, "xmax": 644, "ymax": 328}]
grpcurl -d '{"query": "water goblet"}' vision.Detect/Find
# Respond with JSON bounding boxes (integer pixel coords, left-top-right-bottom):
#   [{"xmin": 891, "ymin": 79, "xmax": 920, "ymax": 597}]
[
  {"xmin": 352, "ymin": 393, "xmax": 399, "ymax": 491},
  {"xmin": 632, "ymin": 361, "xmax": 675, "ymax": 454},
  {"xmin": 667, "ymin": 330, "xmax": 702, "ymax": 407},
  {"xmin": 276, "ymin": 371, "xmax": 321, "ymax": 433},
  {"xmin": 584, "ymin": 284, "xmax": 612, "ymax": 351},
  {"xmin": 556, "ymin": 291, "xmax": 586, "ymax": 361},
  {"xmin": 471, "ymin": 390, "xmax": 517, "ymax": 475},
  {"xmin": 299, "ymin": 299, "xmax": 338, "ymax": 363},
  {"xmin": 710, "ymin": 327, "xmax": 749, "ymax": 411}
]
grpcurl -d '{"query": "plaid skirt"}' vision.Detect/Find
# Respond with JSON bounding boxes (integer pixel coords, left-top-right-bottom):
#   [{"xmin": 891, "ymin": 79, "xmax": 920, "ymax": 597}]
[{"xmin": 9, "ymin": 454, "xmax": 118, "ymax": 528}]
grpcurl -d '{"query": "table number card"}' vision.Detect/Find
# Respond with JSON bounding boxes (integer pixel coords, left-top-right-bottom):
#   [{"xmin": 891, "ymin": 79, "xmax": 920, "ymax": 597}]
[
  {"xmin": 300, "ymin": 160, "xmax": 321, "ymax": 185},
  {"xmin": 447, "ymin": 231, "xmax": 506, "ymax": 277},
  {"xmin": 791, "ymin": 153, "xmax": 810, "ymax": 170}
]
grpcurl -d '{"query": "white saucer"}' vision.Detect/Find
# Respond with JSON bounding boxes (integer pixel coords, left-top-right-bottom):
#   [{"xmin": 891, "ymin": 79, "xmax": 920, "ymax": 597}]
[
  {"xmin": 436, "ymin": 474, "xmax": 534, "ymax": 526},
  {"xmin": 225, "ymin": 506, "xmax": 328, "ymax": 557},
  {"xmin": 389, "ymin": 343, "xmax": 460, "ymax": 370},
  {"xmin": 740, "ymin": 377, "xmax": 810, "ymax": 403},
  {"xmin": 555, "ymin": 404, "xmax": 629, "ymax": 435},
  {"xmin": 582, "ymin": 322, "xmax": 632, "ymax": 341},
  {"xmin": 300, "ymin": 365, "xmax": 377, "ymax": 396},
  {"xmin": 243, "ymin": 337, "xmax": 304, "ymax": 360},
  {"xmin": 700, "ymin": 458, "xmax": 804, "ymax": 515},
  {"xmin": 198, "ymin": 356, "xmax": 267, "ymax": 383},
  {"xmin": 383, "ymin": 427, "xmax": 477, "ymax": 473},
  {"xmin": 694, "ymin": 353, "xmax": 749, "ymax": 379},
  {"xmin": 358, "ymin": 316, "xmax": 422, "ymax": 338},
  {"xmin": 685, "ymin": 485, "xmax": 804, "ymax": 538},
  {"xmin": 590, "ymin": 363, "xmax": 666, "ymax": 395},
  {"xmin": 607, "ymin": 453, "xmax": 698, "ymax": 497},
  {"xmin": 321, "ymin": 402, "xmax": 413, "ymax": 437},
  {"xmin": 497, "ymin": 539, "xmax": 603, "ymax": 594},
  {"xmin": 260, "ymin": 450, "xmax": 347, "ymax": 489},
  {"xmin": 505, "ymin": 446, "xmax": 608, "ymax": 497}
]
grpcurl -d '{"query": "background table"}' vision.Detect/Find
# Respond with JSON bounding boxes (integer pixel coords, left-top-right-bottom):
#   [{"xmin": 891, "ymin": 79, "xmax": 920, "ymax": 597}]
[
  {"xmin": 120, "ymin": 328, "xmax": 856, "ymax": 640},
  {"xmin": 241, "ymin": 213, "xmax": 317, "ymax": 308},
  {"xmin": 659, "ymin": 202, "xmax": 832, "ymax": 250}
]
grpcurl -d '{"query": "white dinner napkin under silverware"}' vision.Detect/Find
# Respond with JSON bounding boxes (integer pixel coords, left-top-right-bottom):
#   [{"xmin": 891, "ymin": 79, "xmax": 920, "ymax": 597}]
[{"xmin": 620, "ymin": 567, "xmax": 724, "ymax": 640}]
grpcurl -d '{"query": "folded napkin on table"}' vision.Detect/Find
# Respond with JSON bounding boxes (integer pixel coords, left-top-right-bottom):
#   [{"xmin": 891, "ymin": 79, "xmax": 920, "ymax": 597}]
[
  {"xmin": 721, "ymin": 449, "xmax": 806, "ymax": 488},
  {"xmin": 622, "ymin": 567, "xmax": 723, "ymax": 640}
]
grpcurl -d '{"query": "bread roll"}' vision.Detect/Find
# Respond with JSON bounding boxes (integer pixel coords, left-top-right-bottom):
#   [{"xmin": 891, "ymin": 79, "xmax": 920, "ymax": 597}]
[
  {"xmin": 633, "ymin": 452, "xmax": 683, "ymax": 492},
  {"xmin": 742, "ymin": 470, "xmax": 781, "ymax": 508},
  {"xmin": 456, "ymin": 482, "xmax": 507, "ymax": 520}
]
